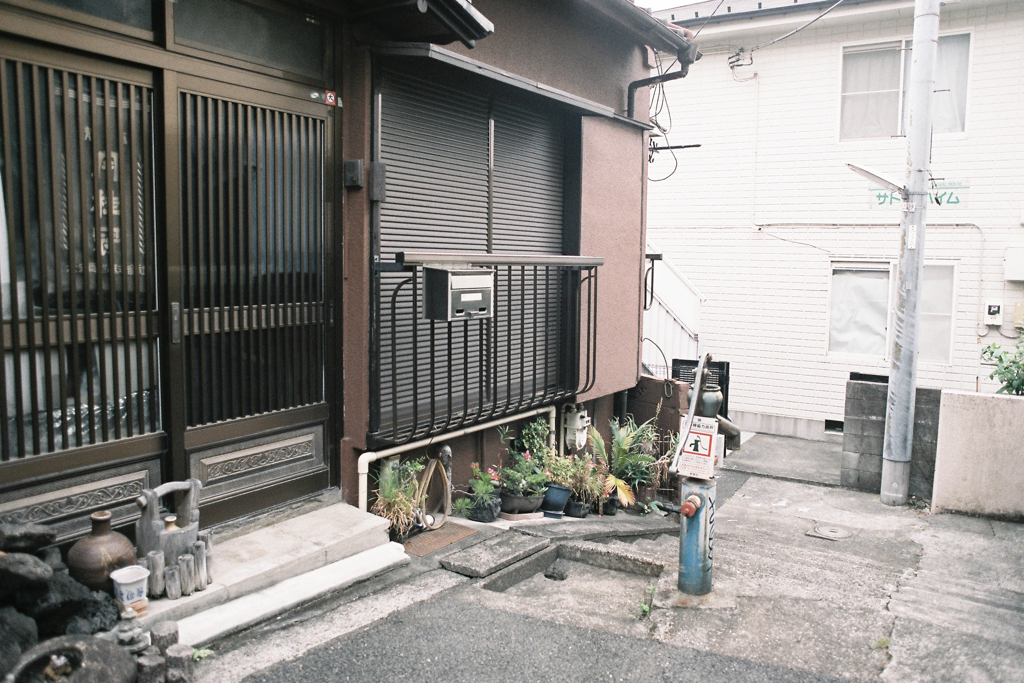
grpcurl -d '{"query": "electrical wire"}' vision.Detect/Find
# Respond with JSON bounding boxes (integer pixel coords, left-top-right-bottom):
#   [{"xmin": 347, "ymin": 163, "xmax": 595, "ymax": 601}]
[
  {"xmin": 648, "ymin": 49, "xmax": 680, "ymax": 182},
  {"xmin": 729, "ymin": 0, "xmax": 849, "ymax": 71},
  {"xmin": 693, "ymin": 0, "xmax": 727, "ymax": 39}
]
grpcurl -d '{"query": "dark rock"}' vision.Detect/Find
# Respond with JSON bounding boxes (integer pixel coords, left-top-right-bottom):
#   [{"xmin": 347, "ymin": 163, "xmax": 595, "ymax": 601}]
[
  {"xmin": 0, "ymin": 523, "xmax": 56, "ymax": 554},
  {"xmin": 64, "ymin": 591, "xmax": 119, "ymax": 636},
  {"xmin": 14, "ymin": 571, "xmax": 92, "ymax": 638},
  {"xmin": 544, "ymin": 559, "xmax": 569, "ymax": 581},
  {"xmin": 0, "ymin": 637, "xmax": 19, "ymax": 678},
  {"xmin": 0, "ymin": 606, "xmax": 38, "ymax": 651},
  {"xmin": 0, "ymin": 552, "xmax": 54, "ymax": 601},
  {"xmin": 37, "ymin": 546, "xmax": 68, "ymax": 574},
  {"xmin": 9, "ymin": 635, "xmax": 137, "ymax": 683}
]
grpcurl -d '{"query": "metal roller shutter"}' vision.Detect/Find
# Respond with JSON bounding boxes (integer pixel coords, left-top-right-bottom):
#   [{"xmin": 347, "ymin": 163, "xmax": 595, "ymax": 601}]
[{"xmin": 373, "ymin": 65, "xmax": 566, "ymax": 445}]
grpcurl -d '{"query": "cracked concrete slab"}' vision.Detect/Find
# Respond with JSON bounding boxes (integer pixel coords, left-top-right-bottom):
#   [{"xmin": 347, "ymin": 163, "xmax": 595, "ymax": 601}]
[{"xmin": 438, "ymin": 531, "xmax": 549, "ymax": 578}]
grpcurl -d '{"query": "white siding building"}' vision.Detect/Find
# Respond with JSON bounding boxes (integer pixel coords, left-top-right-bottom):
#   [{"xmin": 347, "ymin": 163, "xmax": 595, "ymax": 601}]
[{"xmin": 646, "ymin": 0, "xmax": 1024, "ymax": 439}]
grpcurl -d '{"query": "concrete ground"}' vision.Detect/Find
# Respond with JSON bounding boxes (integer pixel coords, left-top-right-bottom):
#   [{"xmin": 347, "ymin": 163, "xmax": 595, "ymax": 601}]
[
  {"xmin": 194, "ymin": 467, "xmax": 1024, "ymax": 683},
  {"xmin": 722, "ymin": 433, "xmax": 843, "ymax": 487}
]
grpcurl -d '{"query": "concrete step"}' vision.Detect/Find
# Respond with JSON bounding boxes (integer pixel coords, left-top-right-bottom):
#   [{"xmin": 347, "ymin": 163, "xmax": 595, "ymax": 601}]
[
  {"xmin": 141, "ymin": 501, "xmax": 391, "ymax": 628},
  {"xmin": 177, "ymin": 542, "xmax": 409, "ymax": 647},
  {"xmin": 439, "ymin": 532, "xmax": 550, "ymax": 578}
]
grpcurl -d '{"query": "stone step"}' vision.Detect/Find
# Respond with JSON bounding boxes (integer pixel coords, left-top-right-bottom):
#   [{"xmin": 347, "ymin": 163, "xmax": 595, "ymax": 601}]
[
  {"xmin": 177, "ymin": 542, "xmax": 409, "ymax": 647},
  {"xmin": 141, "ymin": 501, "xmax": 391, "ymax": 628},
  {"xmin": 439, "ymin": 532, "xmax": 550, "ymax": 578}
]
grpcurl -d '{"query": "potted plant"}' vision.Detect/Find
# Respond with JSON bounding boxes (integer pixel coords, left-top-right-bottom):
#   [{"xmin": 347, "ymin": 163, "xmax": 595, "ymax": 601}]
[
  {"xmin": 588, "ymin": 418, "xmax": 656, "ymax": 514},
  {"xmin": 566, "ymin": 456, "xmax": 603, "ymax": 518},
  {"xmin": 497, "ymin": 451, "xmax": 548, "ymax": 513},
  {"xmin": 496, "ymin": 424, "xmax": 548, "ymax": 513},
  {"xmin": 452, "ymin": 463, "xmax": 502, "ymax": 522},
  {"xmin": 539, "ymin": 451, "xmax": 574, "ymax": 516},
  {"xmin": 370, "ymin": 458, "xmax": 424, "ymax": 542}
]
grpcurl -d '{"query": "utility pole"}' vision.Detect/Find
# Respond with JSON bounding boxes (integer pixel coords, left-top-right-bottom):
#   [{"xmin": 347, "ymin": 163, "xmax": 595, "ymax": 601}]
[{"xmin": 880, "ymin": 0, "xmax": 940, "ymax": 506}]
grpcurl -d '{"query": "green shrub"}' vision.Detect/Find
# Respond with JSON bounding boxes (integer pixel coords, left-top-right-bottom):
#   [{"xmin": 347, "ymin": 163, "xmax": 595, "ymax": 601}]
[{"xmin": 981, "ymin": 338, "xmax": 1024, "ymax": 395}]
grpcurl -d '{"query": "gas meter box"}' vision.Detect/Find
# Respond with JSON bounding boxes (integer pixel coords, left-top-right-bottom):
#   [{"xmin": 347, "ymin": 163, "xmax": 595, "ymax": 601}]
[{"xmin": 424, "ymin": 267, "xmax": 495, "ymax": 321}]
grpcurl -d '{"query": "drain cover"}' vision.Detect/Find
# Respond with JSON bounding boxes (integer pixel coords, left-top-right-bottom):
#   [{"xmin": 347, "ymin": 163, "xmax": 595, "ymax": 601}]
[{"xmin": 806, "ymin": 524, "xmax": 852, "ymax": 541}]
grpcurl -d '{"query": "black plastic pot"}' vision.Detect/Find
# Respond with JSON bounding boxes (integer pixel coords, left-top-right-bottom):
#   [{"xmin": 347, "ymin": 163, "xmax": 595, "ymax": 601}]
[
  {"xmin": 541, "ymin": 484, "xmax": 571, "ymax": 513},
  {"xmin": 565, "ymin": 499, "xmax": 590, "ymax": 518},
  {"xmin": 600, "ymin": 494, "xmax": 620, "ymax": 516}
]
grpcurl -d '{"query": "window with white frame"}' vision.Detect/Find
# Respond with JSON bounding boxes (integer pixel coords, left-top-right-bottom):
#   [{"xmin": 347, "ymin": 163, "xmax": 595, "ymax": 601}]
[
  {"xmin": 840, "ymin": 33, "xmax": 970, "ymax": 139},
  {"xmin": 828, "ymin": 263, "xmax": 955, "ymax": 363}
]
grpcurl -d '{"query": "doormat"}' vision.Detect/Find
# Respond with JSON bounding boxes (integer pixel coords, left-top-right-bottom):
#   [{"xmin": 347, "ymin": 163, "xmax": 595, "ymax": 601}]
[{"xmin": 403, "ymin": 522, "xmax": 477, "ymax": 557}]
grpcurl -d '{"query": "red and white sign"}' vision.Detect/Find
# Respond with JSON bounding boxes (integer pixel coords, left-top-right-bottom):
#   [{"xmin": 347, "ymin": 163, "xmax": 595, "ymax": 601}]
[
  {"xmin": 677, "ymin": 416, "xmax": 717, "ymax": 480},
  {"xmin": 325, "ymin": 91, "xmax": 337, "ymax": 106}
]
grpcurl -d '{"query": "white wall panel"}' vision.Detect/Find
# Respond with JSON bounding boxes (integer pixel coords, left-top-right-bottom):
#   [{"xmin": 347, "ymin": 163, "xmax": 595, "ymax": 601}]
[{"xmin": 647, "ymin": 0, "xmax": 1024, "ymax": 426}]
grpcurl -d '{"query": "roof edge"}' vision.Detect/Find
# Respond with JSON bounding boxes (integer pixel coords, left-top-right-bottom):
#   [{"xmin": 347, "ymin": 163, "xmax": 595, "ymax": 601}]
[{"xmin": 579, "ymin": 0, "xmax": 695, "ymax": 55}]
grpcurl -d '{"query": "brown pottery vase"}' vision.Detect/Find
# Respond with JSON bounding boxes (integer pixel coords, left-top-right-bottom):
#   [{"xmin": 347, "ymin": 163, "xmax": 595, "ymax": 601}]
[{"xmin": 68, "ymin": 510, "xmax": 136, "ymax": 593}]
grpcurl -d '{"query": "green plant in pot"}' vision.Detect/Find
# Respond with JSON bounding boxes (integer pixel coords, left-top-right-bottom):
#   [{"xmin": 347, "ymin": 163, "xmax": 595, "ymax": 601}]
[
  {"xmin": 497, "ymin": 424, "xmax": 548, "ymax": 514},
  {"xmin": 370, "ymin": 457, "xmax": 423, "ymax": 542},
  {"xmin": 566, "ymin": 455, "xmax": 603, "ymax": 518},
  {"xmin": 453, "ymin": 463, "xmax": 502, "ymax": 523},
  {"xmin": 588, "ymin": 418, "xmax": 656, "ymax": 513},
  {"xmin": 539, "ymin": 449, "xmax": 574, "ymax": 515}
]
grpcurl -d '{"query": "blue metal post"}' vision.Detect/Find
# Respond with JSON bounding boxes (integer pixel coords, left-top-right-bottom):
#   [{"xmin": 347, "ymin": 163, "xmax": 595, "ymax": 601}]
[{"xmin": 678, "ymin": 477, "xmax": 716, "ymax": 595}]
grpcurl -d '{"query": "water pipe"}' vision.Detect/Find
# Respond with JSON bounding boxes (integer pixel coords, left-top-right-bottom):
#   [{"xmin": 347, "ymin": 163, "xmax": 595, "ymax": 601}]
[{"xmin": 357, "ymin": 405, "xmax": 558, "ymax": 512}]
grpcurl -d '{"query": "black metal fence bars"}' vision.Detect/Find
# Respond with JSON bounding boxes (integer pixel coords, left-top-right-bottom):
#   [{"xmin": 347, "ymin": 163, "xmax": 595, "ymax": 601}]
[{"xmin": 370, "ymin": 252, "xmax": 600, "ymax": 449}]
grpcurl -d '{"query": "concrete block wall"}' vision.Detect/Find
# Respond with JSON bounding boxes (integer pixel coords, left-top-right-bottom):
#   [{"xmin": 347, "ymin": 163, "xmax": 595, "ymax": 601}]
[
  {"xmin": 841, "ymin": 381, "xmax": 939, "ymax": 498},
  {"xmin": 932, "ymin": 390, "xmax": 1024, "ymax": 520}
]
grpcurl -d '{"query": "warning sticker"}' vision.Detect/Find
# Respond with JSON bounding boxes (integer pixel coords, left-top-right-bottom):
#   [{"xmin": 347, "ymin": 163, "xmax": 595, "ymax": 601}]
[{"xmin": 677, "ymin": 416, "xmax": 717, "ymax": 480}]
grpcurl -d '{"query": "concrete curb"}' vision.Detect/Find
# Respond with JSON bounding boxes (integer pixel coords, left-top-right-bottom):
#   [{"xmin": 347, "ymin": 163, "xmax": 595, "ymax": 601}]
[{"xmin": 177, "ymin": 542, "xmax": 409, "ymax": 647}]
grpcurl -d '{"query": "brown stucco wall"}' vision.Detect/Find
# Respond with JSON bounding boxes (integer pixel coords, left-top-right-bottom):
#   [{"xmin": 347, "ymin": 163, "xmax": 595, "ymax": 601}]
[
  {"xmin": 337, "ymin": 4, "xmax": 654, "ymax": 505},
  {"xmin": 577, "ymin": 117, "xmax": 646, "ymax": 402},
  {"xmin": 446, "ymin": 0, "xmax": 649, "ymax": 114}
]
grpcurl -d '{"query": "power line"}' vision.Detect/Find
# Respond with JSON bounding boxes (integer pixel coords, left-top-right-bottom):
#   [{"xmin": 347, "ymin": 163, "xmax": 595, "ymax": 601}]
[
  {"xmin": 729, "ymin": 0, "xmax": 849, "ymax": 68},
  {"xmin": 693, "ymin": 0, "xmax": 727, "ymax": 39}
]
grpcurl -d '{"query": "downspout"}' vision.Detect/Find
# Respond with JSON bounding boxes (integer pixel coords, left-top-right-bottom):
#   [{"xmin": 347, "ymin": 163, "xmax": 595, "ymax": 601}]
[
  {"xmin": 627, "ymin": 69, "xmax": 688, "ymax": 119},
  {"xmin": 627, "ymin": 34, "xmax": 701, "ymax": 119},
  {"xmin": 358, "ymin": 405, "xmax": 558, "ymax": 511}
]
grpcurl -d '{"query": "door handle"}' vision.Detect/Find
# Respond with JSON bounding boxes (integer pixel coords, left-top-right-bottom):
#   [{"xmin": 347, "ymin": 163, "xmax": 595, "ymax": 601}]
[{"xmin": 171, "ymin": 302, "xmax": 181, "ymax": 344}]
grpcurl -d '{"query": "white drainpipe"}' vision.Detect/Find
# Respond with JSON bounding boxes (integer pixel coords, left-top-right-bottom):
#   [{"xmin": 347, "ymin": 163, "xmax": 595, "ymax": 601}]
[{"xmin": 358, "ymin": 405, "xmax": 558, "ymax": 512}]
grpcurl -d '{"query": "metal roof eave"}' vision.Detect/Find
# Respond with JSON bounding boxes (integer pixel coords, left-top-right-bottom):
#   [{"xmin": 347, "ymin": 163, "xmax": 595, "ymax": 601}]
[
  {"xmin": 666, "ymin": 0, "xmax": 893, "ymax": 29},
  {"xmin": 579, "ymin": 0, "xmax": 694, "ymax": 55},
  {"xmin": 372, "ymin": 43, "xmax": 654, "ymax": 130}
]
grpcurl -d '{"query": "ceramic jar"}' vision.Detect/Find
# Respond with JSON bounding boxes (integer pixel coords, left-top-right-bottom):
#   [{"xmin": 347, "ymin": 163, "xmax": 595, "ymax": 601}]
[{"xmin": 68, "ymin": 510, "xmax": 137, "ymax": 592}]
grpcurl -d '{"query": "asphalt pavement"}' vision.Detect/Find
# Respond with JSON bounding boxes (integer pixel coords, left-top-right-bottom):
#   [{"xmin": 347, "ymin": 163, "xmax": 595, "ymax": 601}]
[
  {"xmin": 195, "ymin": 452, "xmax": 1024, "ymax": 683},
  {"xmin": 242, "ymin": 590, "xmax": 842, "ymax": 683}
]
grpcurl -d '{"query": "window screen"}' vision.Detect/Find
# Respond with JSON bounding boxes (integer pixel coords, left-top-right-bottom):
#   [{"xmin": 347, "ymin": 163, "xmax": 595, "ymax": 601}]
[
  {"xmin": 174, "ymin": 0, "xmax": 325, "ymax": 80},
  {"xmin": 841, "ymin": 43, "xmax": 901, "ymax": 140},
  {"xmin": 902, "ymin": 34, "xmax": 971, "ymax": 135},
  {"xmin": 829, "ymin": 266, "xmax": 890, "ymax": 355},
  {"xmin": 842, "ymin": 34, "xmax": 971, "ymax": 139},
  {"xmin": 919, "ymin": 264, "xmax": 954, "ymax": 363},
  {"xmin": 37, "ymin": 0, "xmax": 152, "ymax": 30}
]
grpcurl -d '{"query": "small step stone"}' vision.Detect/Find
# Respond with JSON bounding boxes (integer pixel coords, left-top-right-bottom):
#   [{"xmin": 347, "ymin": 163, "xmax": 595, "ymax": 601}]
[{"xmin": 439, "ymin": 533, "xmax": 549, "ymax": 578}]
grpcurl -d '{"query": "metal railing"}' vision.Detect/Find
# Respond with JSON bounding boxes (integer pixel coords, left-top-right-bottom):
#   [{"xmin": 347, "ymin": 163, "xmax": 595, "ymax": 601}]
[{"xmin": 370, "ymin": 251, "xmax": 601, "ymax": 449}]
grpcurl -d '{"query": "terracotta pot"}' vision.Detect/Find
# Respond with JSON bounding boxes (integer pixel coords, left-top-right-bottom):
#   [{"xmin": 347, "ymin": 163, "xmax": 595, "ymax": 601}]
[{"xmin": 68, "ymin": 511, "xmax": 136, "ymax": 593}]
